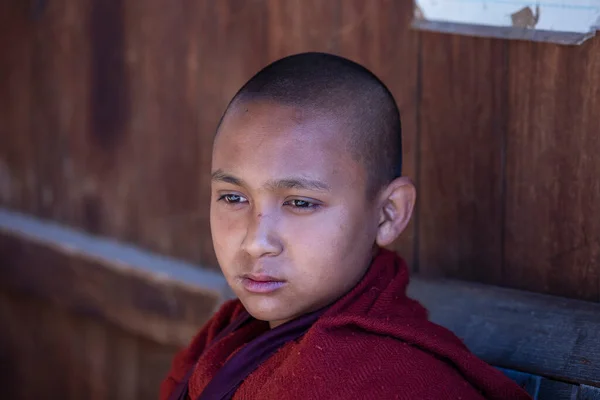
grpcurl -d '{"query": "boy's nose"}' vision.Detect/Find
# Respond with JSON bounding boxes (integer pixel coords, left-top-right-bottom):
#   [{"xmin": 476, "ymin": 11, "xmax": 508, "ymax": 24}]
[{"xmin": 241, "ymin": 212, "xmax": 283, "ymax": 259}]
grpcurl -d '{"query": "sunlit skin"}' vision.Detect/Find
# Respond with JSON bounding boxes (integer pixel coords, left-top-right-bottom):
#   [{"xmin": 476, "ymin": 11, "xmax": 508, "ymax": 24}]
[{"xmin": 210, "ymin": 101, "xmax": 415, "ymax": 328}]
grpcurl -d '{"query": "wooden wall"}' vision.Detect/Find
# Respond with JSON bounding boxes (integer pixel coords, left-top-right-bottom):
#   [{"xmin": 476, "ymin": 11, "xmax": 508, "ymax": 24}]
[
  {"xmin": 1, "ymin": 0, "xmax": 599, "ymax": 305},
  {"xmin": 0, "ymin": 289, "xmax": 178, "ymax": 400}
]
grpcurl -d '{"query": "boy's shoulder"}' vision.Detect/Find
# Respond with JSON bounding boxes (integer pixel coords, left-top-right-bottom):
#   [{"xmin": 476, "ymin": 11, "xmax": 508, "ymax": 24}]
[
  {"xmin": 252, "ymin": 331, "xmax": 488, "ymax": 399},
  {"xmin": 308, "ymin": 329, "xmax": 473, "ymax": 378},
  {"xmin": 271, "ymin": 322, "xmax": 525, "ymax": 399}
]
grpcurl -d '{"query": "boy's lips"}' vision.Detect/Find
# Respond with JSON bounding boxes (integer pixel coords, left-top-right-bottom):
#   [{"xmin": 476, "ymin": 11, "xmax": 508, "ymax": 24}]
[{"xmin": 240, "ymin": 273, "xmax": 286, "ymax": 294}]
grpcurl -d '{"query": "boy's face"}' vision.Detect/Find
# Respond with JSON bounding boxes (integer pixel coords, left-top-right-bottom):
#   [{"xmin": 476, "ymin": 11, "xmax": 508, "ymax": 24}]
[{"xmin": 210, "ymin": 101, "xmax": 380, "ymax": 327}]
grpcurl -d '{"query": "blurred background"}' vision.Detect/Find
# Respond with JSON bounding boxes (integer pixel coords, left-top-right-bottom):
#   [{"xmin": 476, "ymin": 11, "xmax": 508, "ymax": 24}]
[{"xmin": 1, "ymin": 0, "xmax": 599, "ymax": 399}]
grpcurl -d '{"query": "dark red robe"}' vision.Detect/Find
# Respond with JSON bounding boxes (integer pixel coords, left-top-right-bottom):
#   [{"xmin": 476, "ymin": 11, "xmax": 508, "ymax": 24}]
[{"xmin": 161, "ymin": 248, "xmax": 531, "ymax": 400}]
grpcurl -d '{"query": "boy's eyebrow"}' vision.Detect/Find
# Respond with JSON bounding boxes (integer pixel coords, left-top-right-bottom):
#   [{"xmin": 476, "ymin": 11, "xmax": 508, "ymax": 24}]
[
  {"xmin": 211, "ymin": 170, "xmax": 331, "ymax": 192},
  {"xmin": 212, "ymin": 170, "xmax": 245, "ymax": 186},
  {"xmin": 265, "ymin": 177, "xmax": 331, "ymax": 192}
]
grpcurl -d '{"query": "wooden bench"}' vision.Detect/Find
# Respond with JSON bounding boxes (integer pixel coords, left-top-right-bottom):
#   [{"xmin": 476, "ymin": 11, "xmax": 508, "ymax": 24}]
[{"xmin": 408, "ymin": 279, "xmax": 600, "ymax": 399}]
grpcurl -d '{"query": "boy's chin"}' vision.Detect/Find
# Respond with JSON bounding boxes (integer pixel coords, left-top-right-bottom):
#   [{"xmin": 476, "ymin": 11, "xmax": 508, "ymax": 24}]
[{"xmin": 240, "ymin": 298, "xmax": 301, "ymax": 325}]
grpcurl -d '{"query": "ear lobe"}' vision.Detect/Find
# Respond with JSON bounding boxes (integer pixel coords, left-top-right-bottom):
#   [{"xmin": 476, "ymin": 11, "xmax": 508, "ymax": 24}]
[{"xmin": 376, "ymin": 177, "xmax": 416, "ymax": 247}]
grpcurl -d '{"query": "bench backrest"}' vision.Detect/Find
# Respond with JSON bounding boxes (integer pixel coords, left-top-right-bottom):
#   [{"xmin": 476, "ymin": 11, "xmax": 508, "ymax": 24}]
[{"xmin": 408, "ymin": 278, "xmax": 600, "ymax": 399}]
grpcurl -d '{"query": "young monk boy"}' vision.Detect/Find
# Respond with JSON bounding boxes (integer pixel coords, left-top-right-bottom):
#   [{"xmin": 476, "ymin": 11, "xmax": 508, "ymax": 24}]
[{"xmin": 160, "ymin": 53, "xmax": 531, "ymax": 400}]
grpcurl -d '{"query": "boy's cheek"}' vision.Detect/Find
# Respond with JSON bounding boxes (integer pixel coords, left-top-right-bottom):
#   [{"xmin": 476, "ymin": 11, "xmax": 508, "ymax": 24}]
[
  {"xmin": 211, "ymin": 212, "xmax": 246, "ymax": 260},
  {"xmin": 211, "ymin": 209, "xmax": 245, "ymax": 237}
]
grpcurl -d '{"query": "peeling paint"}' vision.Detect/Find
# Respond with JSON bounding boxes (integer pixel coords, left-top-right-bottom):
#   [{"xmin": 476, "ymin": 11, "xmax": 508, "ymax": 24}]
[
  {"xmin": 511, "ymin": 6, "xmax": 540, "ymax": 29},
  {"xmin": 414, "ymin": 4, "xmax": 426, "ymax": 21}
]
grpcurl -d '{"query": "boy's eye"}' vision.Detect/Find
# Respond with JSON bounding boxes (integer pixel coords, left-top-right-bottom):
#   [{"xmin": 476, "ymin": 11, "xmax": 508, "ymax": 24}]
[
  {"xmin": 284, "ymin": 199, "xmax": 319, "ymax": 210},
  {"xmin": 290, "ymin": 199, "xmax": 311, "ymax": 208},
  {"xmin": 218, "ymin": 194, "xmax": 248, "ymax": 204}
]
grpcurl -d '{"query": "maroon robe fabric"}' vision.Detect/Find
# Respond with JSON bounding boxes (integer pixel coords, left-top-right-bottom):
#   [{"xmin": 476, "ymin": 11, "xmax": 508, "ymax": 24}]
[
  {"xmin": 167, "ymin": 306, "xmax": 326, "ymax": 400},
  {"xmin": 160, "ymin": 249, "xmax": 531, "ymax": 400}
]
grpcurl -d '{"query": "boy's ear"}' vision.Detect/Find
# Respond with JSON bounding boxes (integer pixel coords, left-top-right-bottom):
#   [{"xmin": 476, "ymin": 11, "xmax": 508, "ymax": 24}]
[{"xmin": 376, "ymin": 177, "xmax": 416, "ymax": 247}]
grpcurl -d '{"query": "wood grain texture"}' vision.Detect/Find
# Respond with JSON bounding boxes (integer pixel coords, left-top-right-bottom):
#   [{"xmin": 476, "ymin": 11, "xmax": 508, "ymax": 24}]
[
  {"xmin": 407, "ymin": 277, "xmax": 600, "ymax": 386},
  {"xmin": 0, "ymin": 226, "xmax": 227, "ymax": 347},
  {"xmin": 0, "ymin": 290, "xmax": 179, "ymax": 400},
  {"xmin": 0, "ymin": 1, "xmax": 36, "ymax": 211},
  {"xmin": 418, "ymin": 33, "xmax": 507, "ymax": 283},
  {"xmin": 504, "ymin": 38, "xmax": 600, "ymax": 302},
  {"xmin": 266, "ymin": 0, "xmax": 341, "ymax": 59},
  {"xmin": 28, "ymin": 0, "xmax": 92, "ymax": 224},
  {"xmin": 337, "ymin": 0, "xmax": 419, "ymax": 269}
]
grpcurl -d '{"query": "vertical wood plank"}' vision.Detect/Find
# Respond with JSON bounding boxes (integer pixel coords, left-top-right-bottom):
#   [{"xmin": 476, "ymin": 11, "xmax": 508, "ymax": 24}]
[
  {"xmin": 137, "ymin": 339, "xmax": 181, "ymax": 400},
  {"xmin": 0, "ymin": 290, "xmax": 24, "ymax": 400},
  {"xmin": 0, "ymin": 1, "xmax": 36, "ymax": 212},
  {"xmin": 418, "ymin": 33, "xmax": 507, "ymax": 283},
  {"xmin": 29, "ymin": 0, "xmax": 92, "ymax": 225},
  {"xmin": 113, "ymin": 334, "xmax": 139, "ymax": 400},
  {"xmin": 337, "ymin": 0, "xmax": 419, "ymax": 268},
  {"xmin": 66, "ymin": 316, "xmax": 89, "ymax": 399},
  {"xmin": 505, "ymin": 38, "xmax": 600, "ymax": 301},
  {"xmin": 121, "ymin": 0, "xmax": 206, "ymax": 264},
  {"xmin": 14, "ymin": 294, "xmax": 47, "ymax": 399},
  {"xmin": 266, "ymin": 0, "xmax": 341, "ymax": 59},
  {"xmin": 40, "ymin": 300, "xmax": 77, "ymax": 397},
  {"xmin": 83, "ymin": 320, "xmax": 110, "ymax": 400}
]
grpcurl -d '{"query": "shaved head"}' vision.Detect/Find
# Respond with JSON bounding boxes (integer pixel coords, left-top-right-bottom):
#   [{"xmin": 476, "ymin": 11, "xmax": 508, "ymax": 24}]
[{"xmin": 217, "ymin": 52, "xmax": 402, "ymax": 197}]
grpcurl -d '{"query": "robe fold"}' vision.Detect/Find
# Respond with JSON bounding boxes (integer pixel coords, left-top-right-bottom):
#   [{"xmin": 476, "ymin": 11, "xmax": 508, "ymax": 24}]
[{"xmin": 161, "ymin": 249, "xmax": 531, "ymax": 400}]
